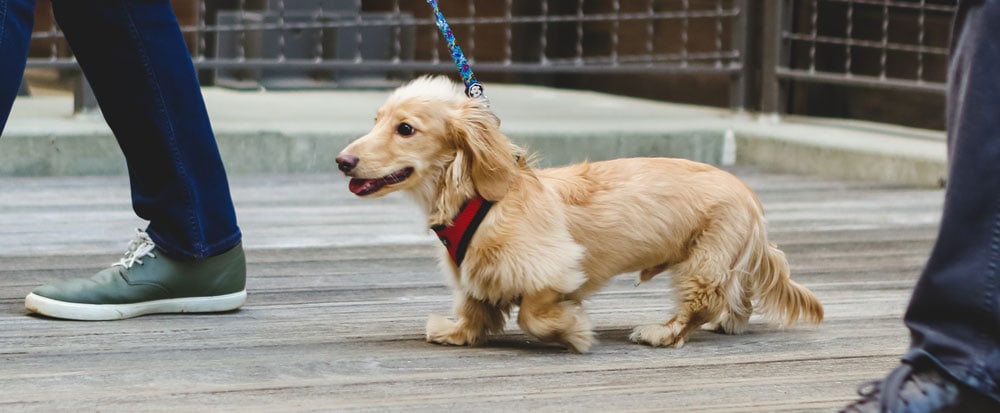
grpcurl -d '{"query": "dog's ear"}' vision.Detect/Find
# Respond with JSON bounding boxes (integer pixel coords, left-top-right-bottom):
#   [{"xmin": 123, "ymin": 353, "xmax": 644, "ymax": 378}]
[{"xmin": 452, "ymin": 100, "xmax": 518, "ymax": 201}]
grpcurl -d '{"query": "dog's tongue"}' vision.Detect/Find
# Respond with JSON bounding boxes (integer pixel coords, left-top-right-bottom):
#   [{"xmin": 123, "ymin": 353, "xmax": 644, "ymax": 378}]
[{"xmin": 349, "ymin": 178, "xmax": 381, "ymax": 196}]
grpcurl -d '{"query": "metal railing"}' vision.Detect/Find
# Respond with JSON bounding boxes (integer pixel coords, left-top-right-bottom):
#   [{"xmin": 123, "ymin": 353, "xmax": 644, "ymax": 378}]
[
  {"xmin": 762, "ymin": 0, "xmax": 955, "ymax": 112},
  {"xmin": 24, "ymin": 0, "xmax": 956, "ymax": 119},
  {"xmin": 25, "ymin": 0, "xmax": 747, "ymax": 108}
]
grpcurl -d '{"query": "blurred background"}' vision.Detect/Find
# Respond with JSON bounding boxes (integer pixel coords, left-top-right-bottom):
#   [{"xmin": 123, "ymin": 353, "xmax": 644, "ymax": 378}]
[{"xmin": 22, "ymin": 0, "xmax": 954, "ymax": 129}]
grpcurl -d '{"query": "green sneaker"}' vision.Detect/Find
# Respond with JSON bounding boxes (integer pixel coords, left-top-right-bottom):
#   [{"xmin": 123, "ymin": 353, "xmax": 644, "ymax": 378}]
[{"xmin": 25, "ymin": 229, "xmax": 246, "ymax": 321}]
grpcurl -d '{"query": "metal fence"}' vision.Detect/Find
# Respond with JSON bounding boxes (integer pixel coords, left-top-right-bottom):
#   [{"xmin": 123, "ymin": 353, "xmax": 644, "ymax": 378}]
[
  {"xmin": 762, "ymin": 0, "xmax": 955, "ymax": 112},
  {"xmin": 24, "ymin": 0, "xmax": 957, "ymax": 118}
]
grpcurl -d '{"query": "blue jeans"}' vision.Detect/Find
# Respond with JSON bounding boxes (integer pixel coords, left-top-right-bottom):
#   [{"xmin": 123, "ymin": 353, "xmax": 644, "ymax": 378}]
[
  {"xmin": 0, "ymin": 0, "xmax": 241, "ymax": 260},
  {"xmin": 903, "ymin": 0, "xmax": 1000, "ymax": 402}
]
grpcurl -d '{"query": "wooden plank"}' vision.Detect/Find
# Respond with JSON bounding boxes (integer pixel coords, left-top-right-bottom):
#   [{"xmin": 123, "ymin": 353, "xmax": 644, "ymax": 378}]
[{"xmin": 0, "ymin": 170, "xmax": 944, "ymax": 411}]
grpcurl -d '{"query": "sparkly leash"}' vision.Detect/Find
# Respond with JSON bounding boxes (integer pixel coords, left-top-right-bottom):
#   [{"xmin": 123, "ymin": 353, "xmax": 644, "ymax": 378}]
[{"xmin": 426, "ymin": 0, "xmax": 489, "ymax": 105}]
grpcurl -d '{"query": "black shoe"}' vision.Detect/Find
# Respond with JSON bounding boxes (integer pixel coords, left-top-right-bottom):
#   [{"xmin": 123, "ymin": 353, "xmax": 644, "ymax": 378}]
[{"xmin": 840, "ymin": 361, "xmax": 999, "ymax": 413}]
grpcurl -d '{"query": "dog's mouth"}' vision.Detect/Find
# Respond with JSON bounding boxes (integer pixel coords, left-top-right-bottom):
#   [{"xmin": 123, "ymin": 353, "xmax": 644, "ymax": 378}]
[{"xmin": 348, "ymin": 167, "xmax": 414, "ymax": 196}]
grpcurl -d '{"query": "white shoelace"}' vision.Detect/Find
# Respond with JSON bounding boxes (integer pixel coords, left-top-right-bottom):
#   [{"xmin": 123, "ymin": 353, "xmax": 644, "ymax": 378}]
[{"xmin": 112, "ymin": 228, "xmax": 157, "ymax": 269}]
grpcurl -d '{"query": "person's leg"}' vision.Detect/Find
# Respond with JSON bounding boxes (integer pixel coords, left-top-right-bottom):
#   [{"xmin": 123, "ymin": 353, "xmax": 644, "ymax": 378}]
[
  {"xmin": 841, "ymin": 1, "xmax": 1000, "ymax": 411},
  {"xmin": 48, "ymin": 0, "xmax": 241, "ymax": 258},
  {"xmin": 24, "ymin": 0, "xmax": 246, "ymax": 320},
  {"xmin": 0, "ymin": 0, "xmax": 36, "ymax": 132},
  {"xmin": 902, "ymin": 0, "xmax": 1000, "ymax": 401}
]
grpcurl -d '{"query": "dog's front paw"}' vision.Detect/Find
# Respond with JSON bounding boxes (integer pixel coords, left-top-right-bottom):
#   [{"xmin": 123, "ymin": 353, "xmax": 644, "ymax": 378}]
[
  {"xmin": 629, "ymin": 323, "xmax": 687, "ymax": 348},
  {"xmin": 426, "ymin": 314, "xmax": 480, "ymax": 346}
]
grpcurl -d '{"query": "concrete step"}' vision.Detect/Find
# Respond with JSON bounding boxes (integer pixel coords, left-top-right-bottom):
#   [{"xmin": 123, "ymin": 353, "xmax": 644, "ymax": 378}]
[{"xmin": 3, "ymin": 83, "xmax": 946, "ymax": 187}]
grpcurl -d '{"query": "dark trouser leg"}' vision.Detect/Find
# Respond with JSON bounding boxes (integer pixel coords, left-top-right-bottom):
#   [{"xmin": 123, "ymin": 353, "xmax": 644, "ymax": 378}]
[
  {"xmin": 0, "ymin": 0, "xmax": 36, "ymax": 132},
  {"xmin": 50, "ymin": 0, "xmax": 241, "ymax": 259},
  {"xmin": 902, "ymin": 0, "xmax": 1000, "ymax": 401}
]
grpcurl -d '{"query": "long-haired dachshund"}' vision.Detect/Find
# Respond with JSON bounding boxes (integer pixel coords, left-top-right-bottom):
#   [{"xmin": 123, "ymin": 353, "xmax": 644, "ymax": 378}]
[{"xmin": 336, "ymin": 76, "xmax": 822, "ymax": 353}]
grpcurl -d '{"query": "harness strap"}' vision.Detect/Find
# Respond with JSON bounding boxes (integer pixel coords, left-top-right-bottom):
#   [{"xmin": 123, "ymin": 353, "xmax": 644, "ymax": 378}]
[{"xmin": 431, "ymin": 196, "xmax": 494, "ymax": 267}]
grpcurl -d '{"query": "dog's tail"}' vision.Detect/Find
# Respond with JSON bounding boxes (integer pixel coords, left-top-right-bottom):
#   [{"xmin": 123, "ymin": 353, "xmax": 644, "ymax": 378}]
[{"xmin": 740, "ymin": 218, "xmax": 823, "ymax": 326}]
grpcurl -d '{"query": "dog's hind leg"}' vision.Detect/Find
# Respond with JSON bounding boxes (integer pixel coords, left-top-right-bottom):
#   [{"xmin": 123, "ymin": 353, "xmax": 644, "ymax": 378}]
[
  {"xmin": 630, "ymin": 223, "xmax": 745, "ymax": 348},
  {"xmin": 517, "ymin": 289, "xmax": 595, "ymax": 353},
  {"xmin": 427, "ymin": 295, "xmax": 508, "ymax": 347},
  {"xmin": 629, "ymin": 272, "xmax": 730, "ymax": 348},
  {"xmin": 701, "ymin": 282, "xmax": 752, "ymax": 335}
]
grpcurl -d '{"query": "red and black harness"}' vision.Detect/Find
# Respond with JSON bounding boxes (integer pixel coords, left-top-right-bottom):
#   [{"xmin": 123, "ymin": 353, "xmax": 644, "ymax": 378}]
[
  {"xmin": 425, "ymin": 1, "xmax": 496, "ymax": 267},
  {"xmin": 431, "ymin": 196, "xmax": 494, "ymax": 267}
]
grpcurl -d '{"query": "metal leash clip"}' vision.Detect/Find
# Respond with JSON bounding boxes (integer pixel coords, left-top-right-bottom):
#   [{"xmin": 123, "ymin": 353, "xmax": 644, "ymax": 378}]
[{"xmin": 426, "ymin": 0, "xmax": 490, "ymax": 107}]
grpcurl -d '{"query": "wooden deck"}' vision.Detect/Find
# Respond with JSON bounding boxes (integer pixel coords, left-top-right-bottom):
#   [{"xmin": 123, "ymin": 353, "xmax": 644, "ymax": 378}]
[{"xmin": 0, "ymin": 169, "xmax": 944, "ymax": 412}]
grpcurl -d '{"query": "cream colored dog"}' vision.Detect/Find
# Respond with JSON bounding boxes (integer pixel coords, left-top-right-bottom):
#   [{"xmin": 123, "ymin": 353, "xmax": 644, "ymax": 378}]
[{"xmin": 336, "ymin": 76, "xmax": 822, "ymax": 353}]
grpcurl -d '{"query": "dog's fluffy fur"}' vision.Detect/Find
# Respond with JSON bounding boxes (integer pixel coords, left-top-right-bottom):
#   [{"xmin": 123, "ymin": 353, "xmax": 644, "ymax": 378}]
[{"xmin": 338, "ymin": 76, "xmax": 823, "ymax": 352}]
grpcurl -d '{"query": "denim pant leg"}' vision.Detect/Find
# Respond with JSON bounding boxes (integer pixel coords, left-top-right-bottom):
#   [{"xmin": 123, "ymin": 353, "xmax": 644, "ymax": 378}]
[
  {"xmin": 902, "ymin": 0, "xmax": 1000, "ymax": 401},
  {"xmin": 49, "ymin": 0, "xmax": 241, "ymax": 260},
  {"xmin": 0, "ymin": 0, "xmax": 35, "ymax": 132}
]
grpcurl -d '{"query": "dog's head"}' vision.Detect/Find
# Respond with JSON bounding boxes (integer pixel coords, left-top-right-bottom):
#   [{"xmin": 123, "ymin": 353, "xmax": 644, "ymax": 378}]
[{"xmin": 337, "ymin": 76, "xmax": 520, "ymax": 202}]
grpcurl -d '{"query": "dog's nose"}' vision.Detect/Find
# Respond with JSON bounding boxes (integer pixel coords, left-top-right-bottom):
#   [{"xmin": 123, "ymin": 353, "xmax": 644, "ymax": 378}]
[{"xmin": 336, "ymin": 154, "xmax": 359, "ymax": 173}]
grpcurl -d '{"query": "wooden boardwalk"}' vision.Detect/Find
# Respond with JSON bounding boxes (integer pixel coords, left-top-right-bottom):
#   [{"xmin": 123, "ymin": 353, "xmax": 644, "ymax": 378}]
[{"xmin": 0, "ymin": 169, "xmax": 944, "ymax": 412}]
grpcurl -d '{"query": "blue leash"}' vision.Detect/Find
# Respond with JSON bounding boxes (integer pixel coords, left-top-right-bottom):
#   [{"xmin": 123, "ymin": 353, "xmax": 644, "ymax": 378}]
[{"xmin": 426, "ymin": 0, "xmax": 488, "ymax": 104}]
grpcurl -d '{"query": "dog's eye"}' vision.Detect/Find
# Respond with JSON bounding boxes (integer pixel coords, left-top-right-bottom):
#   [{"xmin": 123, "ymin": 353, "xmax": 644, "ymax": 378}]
[{"xmin": 396, "ymin": 123, "xmax": 415, "ymax": 137}]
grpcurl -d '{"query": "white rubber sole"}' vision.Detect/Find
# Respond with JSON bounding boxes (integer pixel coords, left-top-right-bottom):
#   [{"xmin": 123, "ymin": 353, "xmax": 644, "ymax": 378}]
[{"xmin": 24, "ymin": 290, "xmax": 247, "ymax": 321}]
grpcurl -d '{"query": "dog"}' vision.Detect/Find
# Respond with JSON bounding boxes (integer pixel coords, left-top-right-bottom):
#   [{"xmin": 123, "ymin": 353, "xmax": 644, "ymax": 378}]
[{"xmin": 336, "ymin": 76, "xmax": 823, "ymax": 353}]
